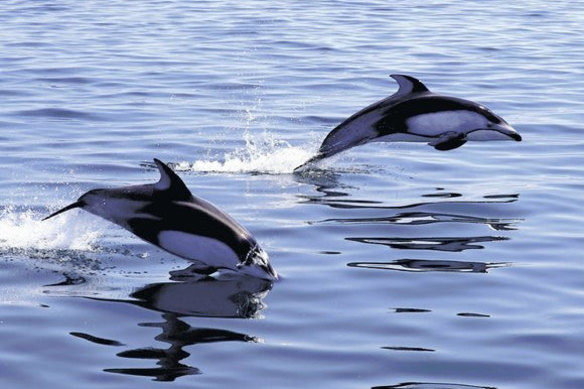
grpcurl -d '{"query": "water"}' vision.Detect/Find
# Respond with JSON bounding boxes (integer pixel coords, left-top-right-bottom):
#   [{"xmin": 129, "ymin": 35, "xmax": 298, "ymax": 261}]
[{"xmin": 1, "ymin": 1, "xmax": 584, "ymax": 388}]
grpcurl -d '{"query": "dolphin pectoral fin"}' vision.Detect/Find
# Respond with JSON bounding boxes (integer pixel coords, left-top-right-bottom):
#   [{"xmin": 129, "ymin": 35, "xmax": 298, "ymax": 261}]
[{"xmin": 428, "ymin": 132, "xmax": 467, "ymax": 151}]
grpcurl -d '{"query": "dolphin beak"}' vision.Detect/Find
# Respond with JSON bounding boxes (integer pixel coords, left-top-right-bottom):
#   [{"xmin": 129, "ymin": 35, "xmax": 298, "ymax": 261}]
[
  {"xmin": 508, "ymin": 131, "xmax": 522, "ymax": 141},
  {"xmin": 497, "ymin": 123, "xmax": 522, "ymax": 141},
  {"xmin": 249, "ymin": 246, "xmax": 278, "ymax": 280},
  {"xmin": 263, "ymin": 262, "xmax": 278, "ymax": 280},
  {"xmin": 42, "ymin": 201, "xmax": 83, "ymax": 221}
]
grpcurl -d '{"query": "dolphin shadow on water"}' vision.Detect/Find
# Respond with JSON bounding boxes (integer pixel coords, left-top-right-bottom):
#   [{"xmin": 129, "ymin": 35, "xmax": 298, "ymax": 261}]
[
  {"xmin": 295, "ymin": 74, "xmax": 521, "ymax": 171},
  {"xmin": 66, "ymin": 265, "xmax": 272, "ymax": 382}
]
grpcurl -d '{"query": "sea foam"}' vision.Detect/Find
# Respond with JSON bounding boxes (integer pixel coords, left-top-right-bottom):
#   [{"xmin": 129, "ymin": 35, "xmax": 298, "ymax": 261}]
[
  {"xmin": 0, "ymin": 206, "xmax": 104, "ymax": 252},
  {"xmin": 175, "ymin": 130, "xmax": 315, "ymax": 174}
]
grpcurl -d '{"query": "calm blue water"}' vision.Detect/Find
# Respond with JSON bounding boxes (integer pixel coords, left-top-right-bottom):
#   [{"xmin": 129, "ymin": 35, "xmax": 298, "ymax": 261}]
[{"xmin": 1, "ymin": 1, "xmax": 584, "ymax": 388}]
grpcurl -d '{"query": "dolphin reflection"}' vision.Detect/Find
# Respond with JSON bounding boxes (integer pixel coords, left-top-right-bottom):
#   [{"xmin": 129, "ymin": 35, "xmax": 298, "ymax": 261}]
[
  {"xmin": 104, "ymin": 313, "xmax": 257, "ymax": 381},
  {"xmin": 68, "ymin": 264, "xmax": 272, "ymax": 381},
  {"xmin": 348, "ymin": 259, "xmax": 508, "ymax": 273},
  {"xmin": 347, "ymin": 236, "xmax": 508, "ymax": 252},
  {"xmin": 319, "ymin": 211, "xmax": 520, "ymax": 231},
  {"xmin": 372, "ymin": 382, "xmax": 497, "ymax": 389},
  {"xmin": 129, "ymin": 264, "xmax": 273, "ymax": 318}
]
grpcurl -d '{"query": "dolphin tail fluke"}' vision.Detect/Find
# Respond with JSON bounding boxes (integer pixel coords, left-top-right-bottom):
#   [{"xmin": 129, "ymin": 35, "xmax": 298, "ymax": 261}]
[{"xmin": 42, "ymin": 201, "xmax": 83, "ymax": 221}]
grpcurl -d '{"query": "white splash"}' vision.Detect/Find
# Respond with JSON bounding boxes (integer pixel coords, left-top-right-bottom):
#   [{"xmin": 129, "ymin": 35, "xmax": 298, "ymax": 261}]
[
  {"xmin": 0, "ymin": 206, "xmax": 104, "ymax": 252},
  {"xmin": 176, "ymin": 130, "xmax": 316, "ymax": 174}
]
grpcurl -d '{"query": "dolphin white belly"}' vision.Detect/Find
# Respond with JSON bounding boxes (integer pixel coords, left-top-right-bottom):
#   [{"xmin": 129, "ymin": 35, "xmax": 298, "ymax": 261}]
[
  {"xmin": 157, "ymin": 230, "xmax": 240, "ymax": 267},
  {"xmin": 406, "ymin": 110, "xmax": 488, "ymax": 136}
]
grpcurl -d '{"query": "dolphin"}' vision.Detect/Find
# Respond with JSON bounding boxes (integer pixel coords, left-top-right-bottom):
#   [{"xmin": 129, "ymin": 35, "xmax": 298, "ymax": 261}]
[
  {"xmin": 43, "ymin": 159, "xmax": 277, "ymax": 280},
  {"xmin": 295, "ymin": 74, "xmax": 521, "ymax": 171}
]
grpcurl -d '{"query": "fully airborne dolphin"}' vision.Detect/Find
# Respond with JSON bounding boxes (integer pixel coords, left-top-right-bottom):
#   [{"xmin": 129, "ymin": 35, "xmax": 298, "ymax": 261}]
[
  {"xmin": 295, "ymin": 74, "xmax": 521, "ymax": 171},
  {"xmin": 43, "ymin": 159, "xmax": 277, "ymax": 280}
]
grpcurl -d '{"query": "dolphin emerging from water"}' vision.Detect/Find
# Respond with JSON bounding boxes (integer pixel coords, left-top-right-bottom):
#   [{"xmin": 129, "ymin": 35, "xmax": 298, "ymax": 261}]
[
  {"xmin": 43, "ymin": 159, "xmax": 277, "ymax": 280},
  {"xmin": 295, "ymin": 74, "xmax": 521, "ymax": 171}
]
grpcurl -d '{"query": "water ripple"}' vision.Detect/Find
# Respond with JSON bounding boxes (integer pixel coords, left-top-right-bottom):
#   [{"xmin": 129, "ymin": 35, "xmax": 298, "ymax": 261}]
[{"xmin": 14, "ymin": 108, "xmax": 105, "ymax": 121}]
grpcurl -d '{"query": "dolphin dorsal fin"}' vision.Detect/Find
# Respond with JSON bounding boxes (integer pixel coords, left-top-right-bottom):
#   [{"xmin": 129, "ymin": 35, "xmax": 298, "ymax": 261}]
[
  {"xmin": 390, "ymin": 74, "xmax": 430, "ymax": 97},
  {"xmin": 153, "ymin": 158, "xmax": 193, "ymax": 200}
]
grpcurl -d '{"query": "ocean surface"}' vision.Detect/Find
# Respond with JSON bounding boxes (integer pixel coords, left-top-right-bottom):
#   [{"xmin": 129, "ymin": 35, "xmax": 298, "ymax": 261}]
[{"xmin": 1, "ymin": 1, "xmax": 583, "ymax": 388}]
